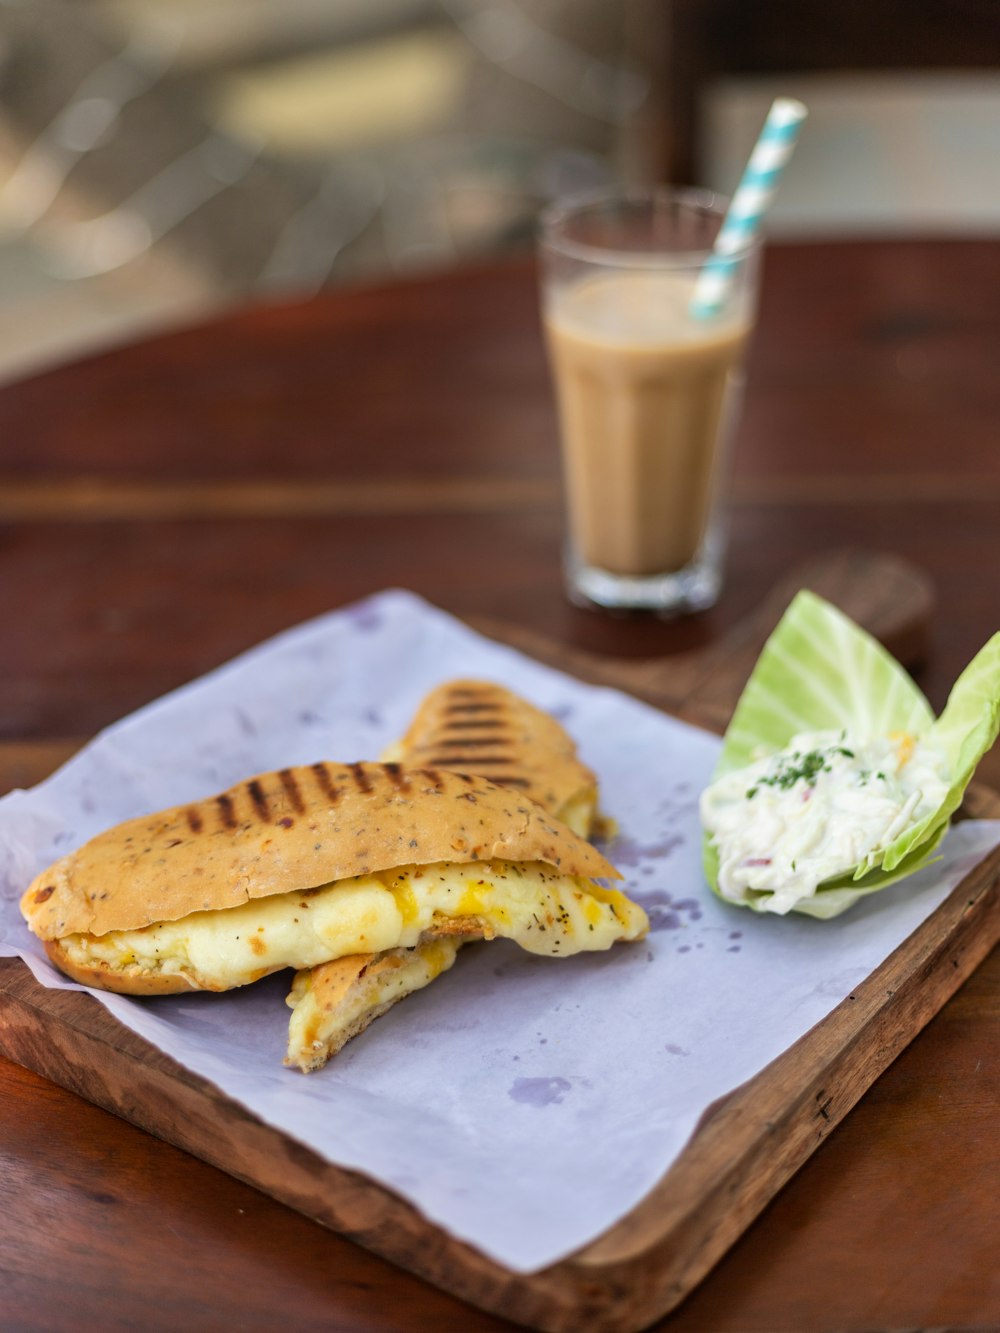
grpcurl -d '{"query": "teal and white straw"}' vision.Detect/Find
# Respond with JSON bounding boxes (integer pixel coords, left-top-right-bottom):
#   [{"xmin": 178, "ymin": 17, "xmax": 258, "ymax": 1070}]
[{"xmin": 690, "ymin": 97, "xmax": 807, "ymax": 319}]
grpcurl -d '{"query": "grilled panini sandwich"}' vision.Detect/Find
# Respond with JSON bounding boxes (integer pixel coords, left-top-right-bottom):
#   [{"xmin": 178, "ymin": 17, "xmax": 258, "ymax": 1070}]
[
  {"xmin": 383, "ymin": 679, "xmax": 599, "ymax": 836},
  {"xmin": 285, "ymin": 680, "xmax": 607, "ymax": 1070},
  {"xmin": 22, "ymin": 758, "xmax": 645, "ymax": 997}
]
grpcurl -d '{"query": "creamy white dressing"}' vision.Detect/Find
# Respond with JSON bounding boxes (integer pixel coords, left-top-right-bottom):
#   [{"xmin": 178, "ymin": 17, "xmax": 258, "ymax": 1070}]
[
  {"xmin": 700, "ymin": 729, "xmax": 949, "ymax": 913},
  {"xmin": 61, "ymin": 859, "xmax": 646, "ymax": 989}
]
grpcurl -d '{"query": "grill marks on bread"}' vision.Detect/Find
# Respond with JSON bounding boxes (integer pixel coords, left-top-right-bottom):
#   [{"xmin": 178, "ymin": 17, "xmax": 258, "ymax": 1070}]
[
  {"xmin": 21, "ymin": 761, "xmax": 617, "ymax": 942},
  {"xmin": 382, "ymin": 762, "xmax": 412, "ymax": 794},
  {"xmin": 278, "ymin": 768, "xmax": 306, "ymax": 814},
  {"xmin": 180, "ymin": 762, "xmax": 421, "ymax": 835},
  {"xmin": 413, "ymin": 686, "xmax": 540, "ymax": 787},
  {"xmin": 311, "ymin": 761, "xmax": 341, "ymax": 806},
  {"xmin": 187, "ymin": 766, "xmax": 332, "ymax": 835},
  {"xmin": 395, "ymin": 680, "xmax": 596, "ymax": 811}
]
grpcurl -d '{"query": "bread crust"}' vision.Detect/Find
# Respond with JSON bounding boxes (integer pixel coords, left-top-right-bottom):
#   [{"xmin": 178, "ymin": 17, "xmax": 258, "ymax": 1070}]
[
  {"xmin": 394, "ymin": 679, "xmax": 597, "ymax": 820},
  {"xmin": 22, "ymin": 762, "xmax": 618, "ymax": 942},
  {"xmin": 42, "ymin": 939, "xmax": 240, "ymax": 994},
  {"xmin": 285, "ymin": 942, "xmax": 462, "ymax": 1071}
]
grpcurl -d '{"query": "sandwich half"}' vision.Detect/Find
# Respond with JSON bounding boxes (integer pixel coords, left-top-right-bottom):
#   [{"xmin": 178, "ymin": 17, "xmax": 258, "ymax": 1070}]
[
  {"xmin": 382, "ymin": 679, "xmax": 599, "ymax": 837},
  {"xmin": 22, "ymin": 759, "xmax": 644, "ymax": 999},
  {"xmin": 285, "ymin": 679, "xmax": 606, "ymax": 1069}
]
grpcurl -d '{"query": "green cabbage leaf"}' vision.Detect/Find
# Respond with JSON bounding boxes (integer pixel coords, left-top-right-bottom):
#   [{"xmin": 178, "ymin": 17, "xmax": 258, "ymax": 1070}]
[{"xmin": 702, "ymin": 590, "xmax": 1000, "ymax": 916}]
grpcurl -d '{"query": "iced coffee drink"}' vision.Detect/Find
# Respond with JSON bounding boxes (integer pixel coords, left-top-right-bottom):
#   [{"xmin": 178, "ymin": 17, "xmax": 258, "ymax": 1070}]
[{"xmin": 540, "ymin": 190, "xmax": 760, "ymax": 612}]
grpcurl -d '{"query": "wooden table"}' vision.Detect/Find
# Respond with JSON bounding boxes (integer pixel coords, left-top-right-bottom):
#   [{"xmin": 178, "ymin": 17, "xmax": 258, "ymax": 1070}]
[{"xmin": 1, "ymin": 239, "xmax": 998, "ymax": 1331}]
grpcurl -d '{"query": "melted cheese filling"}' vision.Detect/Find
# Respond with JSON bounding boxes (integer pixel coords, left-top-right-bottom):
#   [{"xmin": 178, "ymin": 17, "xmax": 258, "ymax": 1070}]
[
  {"xmin": 285, "ymin": 939, "xmax": 460, "ymax": 1070},
  {"xmin": 557, "ymin": 791, "xmax": 597, "ymax": 837},
  {"xmin": 59, "ymin": 859, "xmax": 646, "ymax": 990}
]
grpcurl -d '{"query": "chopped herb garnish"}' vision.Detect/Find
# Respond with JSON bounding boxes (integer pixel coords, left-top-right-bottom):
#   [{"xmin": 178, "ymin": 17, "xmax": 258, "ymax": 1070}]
[
  {"xmin": 757, "ymin": 749, "xmax": 828, "ymax": 791},
  {"xmin": 750, "ymin": 743, "xmax": 858, "ymax": 796}
]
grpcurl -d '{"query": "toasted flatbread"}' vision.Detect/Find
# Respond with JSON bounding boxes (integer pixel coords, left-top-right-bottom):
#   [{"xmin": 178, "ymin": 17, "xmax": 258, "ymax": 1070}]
[
  {"xmin": 286, "ymin": 940, "xmax": 462, "ymax": 1071},
  {"xmin": 285, "ymin": 682, "xmax": 612, "ymax": 1071},
  {"xmin": 384, "ymin": 679, "xmax": 598, "ymax": 834},
  {"xmin": 22, "ymin": 762, "xmax": 642, "ymax": 996}
]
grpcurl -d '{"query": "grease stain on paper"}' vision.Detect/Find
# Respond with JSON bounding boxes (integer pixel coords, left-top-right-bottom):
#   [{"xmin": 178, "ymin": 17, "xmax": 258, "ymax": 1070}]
[
  {"xmin": 609, "ymin": 834, "xmax": 684, "ymax": 868},
  {"xmin": 346, "ymin": 602, "xmax": 384, "ymax": 633},
  {"xmin": 233, "ymin": 707, "xmax": 258, "ymax": 737},
  {"xmin": 629, "ymin": 889, "xmax": 703, "ymax": 933},
  {"xmin": 509, "ymin": 1076, "xmax": 572, "ymax": 1107}
]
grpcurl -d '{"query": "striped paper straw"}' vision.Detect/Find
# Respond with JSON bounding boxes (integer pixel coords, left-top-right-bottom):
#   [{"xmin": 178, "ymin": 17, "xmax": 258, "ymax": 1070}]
[{"xmin": 690, "ymin": 97, "xmax": 807, "ymax": 319}]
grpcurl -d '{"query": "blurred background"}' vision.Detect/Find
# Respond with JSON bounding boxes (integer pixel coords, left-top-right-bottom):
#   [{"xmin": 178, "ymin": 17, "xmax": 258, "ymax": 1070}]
[{"xmin": 0, "ymin": 0, "xmax": 997, "ymax": 384}]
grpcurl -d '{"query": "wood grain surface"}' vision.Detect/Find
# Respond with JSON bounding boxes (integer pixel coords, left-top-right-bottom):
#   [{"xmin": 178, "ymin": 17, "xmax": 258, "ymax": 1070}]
[
  {"xmin": 5, "ymin": 548, "xmax": 996, "ymax": 1333},
  {"xmin": 1, "ymin": 240, "xmax": 999, "ymax": 1331}
]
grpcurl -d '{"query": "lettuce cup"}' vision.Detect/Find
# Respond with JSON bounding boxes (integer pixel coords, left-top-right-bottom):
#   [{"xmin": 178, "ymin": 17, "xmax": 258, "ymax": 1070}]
[{"xmin": 701, "ymin": 591, "xmax": 1000, "ymax": 918}]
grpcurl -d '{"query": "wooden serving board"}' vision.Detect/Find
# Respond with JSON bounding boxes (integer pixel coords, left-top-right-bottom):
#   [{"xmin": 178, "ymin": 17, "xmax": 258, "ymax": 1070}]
[{"xmin": 1, "ymin": 549, "xmax": 999, "ymax": 1333}]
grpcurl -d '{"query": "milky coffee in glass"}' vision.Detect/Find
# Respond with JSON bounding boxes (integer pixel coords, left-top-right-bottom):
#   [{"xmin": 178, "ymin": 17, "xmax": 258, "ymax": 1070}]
[{"xmin": 540, "ymin": 190, "xmax": 760, "ymax": 612}]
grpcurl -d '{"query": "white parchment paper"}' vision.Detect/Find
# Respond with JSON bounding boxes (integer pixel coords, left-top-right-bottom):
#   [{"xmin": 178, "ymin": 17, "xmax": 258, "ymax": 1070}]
[{"xmin": 1, "ymin": 589, "xmax": 997, "ymax": 1272}]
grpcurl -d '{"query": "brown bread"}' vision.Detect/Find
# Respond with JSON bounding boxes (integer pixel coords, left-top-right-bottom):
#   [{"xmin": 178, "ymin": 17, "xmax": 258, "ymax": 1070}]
[
  {"xmin": 391, "ymin": 679, "xmax": 597, "ymax": 823},
  {"xmin": 21, "ymin": 761, "xmax": 618, "ymax": 943}
]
